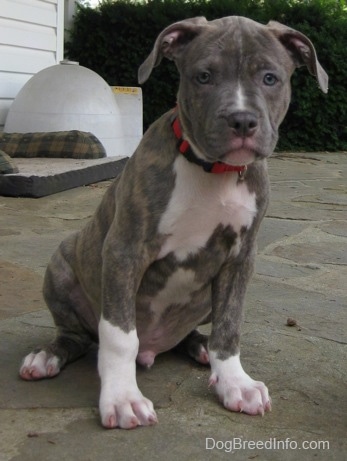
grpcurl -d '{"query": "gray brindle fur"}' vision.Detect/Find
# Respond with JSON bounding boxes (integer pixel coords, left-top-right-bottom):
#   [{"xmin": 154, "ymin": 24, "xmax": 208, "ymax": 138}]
[{"xmin": 20, "ymin": 16, "xmax": 328, "ymax": 429}]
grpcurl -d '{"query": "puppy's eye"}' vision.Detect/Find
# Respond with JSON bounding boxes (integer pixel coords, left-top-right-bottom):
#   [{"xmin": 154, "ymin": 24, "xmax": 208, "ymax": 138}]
[
  {"xmin": 197, "ymin": 72, "xmax": 211, "ymax": 84},
  {"xmin": 263, "ymin": 73, "xmax": 278, "ymax": 86}
]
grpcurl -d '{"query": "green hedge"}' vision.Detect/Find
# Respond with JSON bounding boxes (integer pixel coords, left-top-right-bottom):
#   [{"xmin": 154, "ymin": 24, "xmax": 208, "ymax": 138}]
[{"xmin": 65, "ymin": 0, "xmax": 347, "ymax": 152}]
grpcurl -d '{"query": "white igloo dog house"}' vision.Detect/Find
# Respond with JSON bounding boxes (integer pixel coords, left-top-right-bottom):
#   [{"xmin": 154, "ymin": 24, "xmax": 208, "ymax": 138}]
[{"xmin": 4, "ymin": 61, "xmax": 142, "ymax": 157}]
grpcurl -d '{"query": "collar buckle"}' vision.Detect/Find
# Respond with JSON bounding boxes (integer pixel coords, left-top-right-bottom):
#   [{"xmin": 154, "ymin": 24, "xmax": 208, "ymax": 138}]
[{"xmin": 238, "ymin": 165, "xmax": 247, "ymax": 180}]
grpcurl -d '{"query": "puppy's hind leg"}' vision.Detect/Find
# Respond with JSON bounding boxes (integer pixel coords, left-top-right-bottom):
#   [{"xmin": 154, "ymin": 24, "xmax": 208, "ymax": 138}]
[
  {"xmin": 175, "ymin": 330, "xmax": 210, "ymax": 365},
  {"xmin": 20, "ymin": 247, "xmax": 94, "ymax": 381}
]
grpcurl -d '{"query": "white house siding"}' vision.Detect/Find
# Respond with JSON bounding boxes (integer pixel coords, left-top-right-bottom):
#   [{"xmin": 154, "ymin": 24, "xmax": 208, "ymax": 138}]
[{"xmin": 0, "ymin": 0, "xmax": 64, "ymax": 130}]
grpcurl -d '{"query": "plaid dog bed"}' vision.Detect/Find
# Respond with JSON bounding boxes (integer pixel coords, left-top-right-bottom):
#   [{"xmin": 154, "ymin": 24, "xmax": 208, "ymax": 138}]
[{"xmin": 0, "ymin": 131, "xmax": 106, "ymax": 159}]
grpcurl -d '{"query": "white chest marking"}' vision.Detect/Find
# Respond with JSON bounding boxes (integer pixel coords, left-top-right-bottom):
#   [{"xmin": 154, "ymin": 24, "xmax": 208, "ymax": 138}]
[
  {"xmin": 158, "ymin": 157, "xmax": 257, "ymax": 260},
  {"xmin": 149, "ymin": 267, "xmax": 199, "ymax": 318}
]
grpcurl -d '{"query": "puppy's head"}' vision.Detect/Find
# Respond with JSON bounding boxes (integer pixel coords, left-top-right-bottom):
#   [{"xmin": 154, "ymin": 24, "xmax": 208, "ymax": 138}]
[{"xmin": 139, "ymin": 16, "xmax": 328, "ymax": 166}]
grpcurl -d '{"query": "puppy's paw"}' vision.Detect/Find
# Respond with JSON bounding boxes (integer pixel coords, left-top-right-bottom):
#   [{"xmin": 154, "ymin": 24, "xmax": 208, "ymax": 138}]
[
  {"xmin": 210, "ymin": 373, "xmax": 271, "ymax": 415},
  {"xmin": 98, "ymin": 320, "xmax": 158, "ymax": 429},
  {"xmin": 195, "ymin": 346, "xmax": 210, "ymax": 365},
  {"xmin": 99, "ymin": 389, "xmax": 158, "ymax": 429},
  {"xmin": 209, "ymin": 352, "xmax": 271, "ymax": 416},
  {"xmin": 19, "ymin": 350, "xmax": 60, "ymax": 380},
  {"xmin": 175, "ymin": 330, "xmax": 210, "ymax": 365}
]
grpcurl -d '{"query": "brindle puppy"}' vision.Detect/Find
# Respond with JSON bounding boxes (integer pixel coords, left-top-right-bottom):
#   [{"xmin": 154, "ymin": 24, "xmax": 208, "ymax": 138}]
[{"xmin": 20, "ymin": 16, "xmax": 328, "ymax": 429}]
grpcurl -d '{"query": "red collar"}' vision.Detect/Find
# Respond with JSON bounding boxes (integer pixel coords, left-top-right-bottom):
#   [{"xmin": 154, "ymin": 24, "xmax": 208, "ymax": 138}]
[{"xmin": 171, "ymin": 111, "xmax": 247, "ymax": 176}]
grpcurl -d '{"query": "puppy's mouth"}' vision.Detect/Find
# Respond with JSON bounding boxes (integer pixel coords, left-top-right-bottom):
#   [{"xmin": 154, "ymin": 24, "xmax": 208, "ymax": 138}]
[
  {"xmin": 218, "ymin": 138, "xmax": 266, "ymax": 166},
  {"xmin": 203, "ymin": 146, "xmax": 262, "ymax": 167},
  {"xmin": 186, "ymin": 131, "xmax": 266, "ymax": 167},
  {"xmin": 221, "ymin": 148, "xmax": 257, "ymax": 166}
]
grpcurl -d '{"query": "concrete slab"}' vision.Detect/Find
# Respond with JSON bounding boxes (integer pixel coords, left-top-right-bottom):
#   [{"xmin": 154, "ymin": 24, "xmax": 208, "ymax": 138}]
[{"xmin": 0, "ymin": 152, "xmax": 346, "ymax": 460}]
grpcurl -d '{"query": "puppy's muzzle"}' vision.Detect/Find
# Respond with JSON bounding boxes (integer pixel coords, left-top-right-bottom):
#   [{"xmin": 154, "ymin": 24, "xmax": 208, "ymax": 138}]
[{"xmin": 224, "ymin": 111, "xmax": 259, "ymax": 138}]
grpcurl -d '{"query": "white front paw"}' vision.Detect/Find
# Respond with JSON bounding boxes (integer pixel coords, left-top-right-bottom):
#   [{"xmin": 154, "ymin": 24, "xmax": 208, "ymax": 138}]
[
  {"xmin": 209, "ymin": 352, "xmax": 271, "ymax": 416},
  {"xmin": 98, "ymin": 319, "xmax": 158, "ymax": 429},
  {"xmin": 99, "ymin": 387, "xmax": 158, "ymax": 429}
]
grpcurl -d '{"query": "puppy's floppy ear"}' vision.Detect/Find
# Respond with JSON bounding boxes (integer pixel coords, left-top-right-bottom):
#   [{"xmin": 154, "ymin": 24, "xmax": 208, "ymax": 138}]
[
  {"xmin": 267, "ymin": 21, "xmax": 328, "ymax": 93},
  {"xmin": 138, "ymin": 17, "xmax": 208, "ymax": 84}
]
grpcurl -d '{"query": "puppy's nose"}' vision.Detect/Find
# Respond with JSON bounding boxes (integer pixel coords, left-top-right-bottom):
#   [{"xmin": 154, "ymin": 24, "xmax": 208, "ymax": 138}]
[{"xmin": 227, "ymin": 111, "xmax": 258, "ymax": 137}]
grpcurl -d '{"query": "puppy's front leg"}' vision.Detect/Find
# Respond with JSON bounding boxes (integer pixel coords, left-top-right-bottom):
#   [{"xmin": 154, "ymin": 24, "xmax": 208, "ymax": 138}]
[
  {"xmin": 98, "ymin": 233, "xmax": 157, "ymax": 429},
  {"xmin": 209, "ymin": 250, "xmax": 271, "ymax": 416}
]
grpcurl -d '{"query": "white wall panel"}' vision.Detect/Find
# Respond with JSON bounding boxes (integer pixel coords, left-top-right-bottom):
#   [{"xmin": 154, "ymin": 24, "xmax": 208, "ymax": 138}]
[{"xmin": 0, "ymin": 0, "xmax": 63, "ymax": 130}]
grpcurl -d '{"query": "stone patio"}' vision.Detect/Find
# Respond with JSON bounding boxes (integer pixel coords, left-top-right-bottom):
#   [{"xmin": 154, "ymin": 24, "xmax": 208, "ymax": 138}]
[{"xmin": 0, "ymin": 152, "xmax": 346, "ymax": 461}]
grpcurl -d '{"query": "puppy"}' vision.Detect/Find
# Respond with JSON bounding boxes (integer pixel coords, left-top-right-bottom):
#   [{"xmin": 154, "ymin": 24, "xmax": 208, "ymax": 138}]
[{"xmin": 20, "ymin": 16, "xmax": 328, "ymax": 429}]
